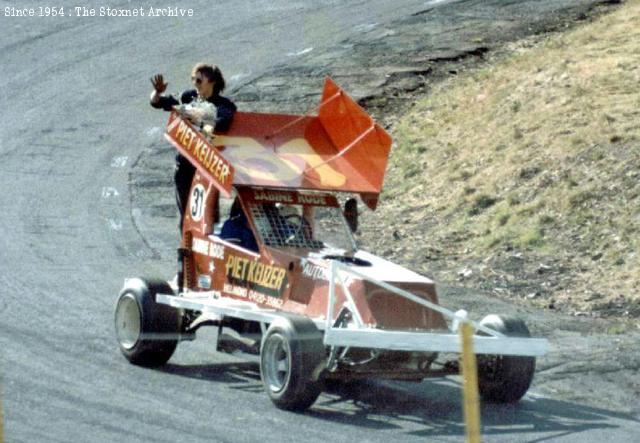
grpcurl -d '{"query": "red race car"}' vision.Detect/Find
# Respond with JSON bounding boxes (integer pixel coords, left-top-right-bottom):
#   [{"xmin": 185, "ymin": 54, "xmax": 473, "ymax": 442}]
[{"xmin": 115, "ymin": 78, "xmax": 547, "ymax": 411}]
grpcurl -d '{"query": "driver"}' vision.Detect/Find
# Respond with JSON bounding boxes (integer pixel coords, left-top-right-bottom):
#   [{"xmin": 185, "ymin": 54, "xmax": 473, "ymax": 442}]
[
  {"xmin": 263, "ymin": 203, "xmax": 295, "ymax": 243},
  {"xmin": 149, "ymin": 63, "xmax": 237, "ymax": 233},
  {"xmin": 263, "ymin": 203, "xmax": 312, "ymax": 245}
]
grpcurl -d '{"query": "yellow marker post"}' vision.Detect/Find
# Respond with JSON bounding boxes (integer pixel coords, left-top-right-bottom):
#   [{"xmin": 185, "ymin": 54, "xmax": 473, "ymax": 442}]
[{"xmin": 460, "ymin": 321, "xmax": 482, "ymax": 443}]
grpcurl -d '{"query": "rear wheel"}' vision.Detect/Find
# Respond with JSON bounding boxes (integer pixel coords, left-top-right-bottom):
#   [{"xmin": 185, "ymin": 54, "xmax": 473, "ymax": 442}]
[
  {"xmin": 260, "ymin": 316, "xmax": 324, "ymax": 411},
  {"xmin": 115, "ymin": 278, "xmax": 181, "ymax": 367},
  {"xmin": 476, "ymin": 315, "xmax": 536, "ymax": 403}
]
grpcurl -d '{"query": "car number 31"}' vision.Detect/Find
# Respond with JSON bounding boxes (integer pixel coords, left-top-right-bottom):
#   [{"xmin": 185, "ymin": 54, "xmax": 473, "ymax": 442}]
[{"xmin": 190, "ymin": 184, "xmax": 206, "ymax": 222}]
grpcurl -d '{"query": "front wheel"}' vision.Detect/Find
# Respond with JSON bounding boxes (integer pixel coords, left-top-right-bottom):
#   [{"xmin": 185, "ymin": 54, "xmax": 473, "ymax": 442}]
[
  {"xmin": 260, "ymin": 316, "xmax": 324, "ymax": 411},
  {"xmin": 114, "ymin": 278, "xmax": 181, "ymax": 367},
  {"xmin": 476, "ymin": 315, "xmax": 536, "ymax": 403}
]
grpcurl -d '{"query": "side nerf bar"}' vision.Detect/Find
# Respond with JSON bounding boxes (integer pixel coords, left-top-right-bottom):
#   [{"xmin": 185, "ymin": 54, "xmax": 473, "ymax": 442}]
[
  {"xmin": 153, "ymin": 261, "xmax": 548, "ymax": 357},
  {"xmin": 323, "ymin": 329, "xmax": 548, "ymax": 357},
  {"xmin": 325, "ymin": 260, "xmax": 548, "ymax": 357}
]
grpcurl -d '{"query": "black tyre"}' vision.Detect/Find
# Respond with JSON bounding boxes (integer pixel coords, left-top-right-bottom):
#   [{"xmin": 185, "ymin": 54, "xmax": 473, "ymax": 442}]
[
  {"xmin": 114, "ymin": 278, "xmax": 181, "ymax": 367},
  {"xmin": 476, "ymin": 315, "xmax": 536, "ymax": 403},
  {"xmin": 260, "ymin": 316, "xmax": 325, "ymax": 411}
]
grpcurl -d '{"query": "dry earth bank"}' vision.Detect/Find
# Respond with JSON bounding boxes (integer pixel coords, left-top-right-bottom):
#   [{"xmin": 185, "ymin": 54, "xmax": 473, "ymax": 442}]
[{"xmin": 362, "ymin": 0, "xmax": 640, "ymax": 327}]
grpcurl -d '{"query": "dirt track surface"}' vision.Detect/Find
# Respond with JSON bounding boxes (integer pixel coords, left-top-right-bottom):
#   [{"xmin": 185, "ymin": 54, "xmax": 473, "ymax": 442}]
[{"xmin": 1, "ymin": 0, "xmax": 638, "ymax": 442}]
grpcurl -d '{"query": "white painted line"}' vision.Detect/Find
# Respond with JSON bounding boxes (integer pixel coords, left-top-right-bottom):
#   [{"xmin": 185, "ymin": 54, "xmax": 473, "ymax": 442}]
[
  {"xmin": 287, "ymin": 47, "xmax": 313, "ymax": 57},
  {"xmin": 424, "ymin": 0, "xmax": 448, "ymax": 6},
  {"xmin": 108, "ymin": 219, "xmax": 123, "ymax": 231},
  {"xmin": 102, "ymin": 187, "xmax": 119, "ymax": 198},
  {"xmin": 146, "ymin": 126, "xmax": 162, "ymax": 137},
  {"xmin": 111, "ymin": 156, "xmax": 128, "ymax": 168},
  {"xmin": 230, "ymin": 72, "xmax": 251, "ymax": 83},
  {"xmin": 355, "ymin": 23, "xmax": 378, "ymax": 32}
]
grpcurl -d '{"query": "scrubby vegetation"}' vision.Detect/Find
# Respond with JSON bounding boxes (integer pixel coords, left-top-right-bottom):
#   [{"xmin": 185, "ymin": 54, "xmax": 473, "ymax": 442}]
[{"xmin": 362, "ymin": 0, "xmax": 640, "ymax": 320}]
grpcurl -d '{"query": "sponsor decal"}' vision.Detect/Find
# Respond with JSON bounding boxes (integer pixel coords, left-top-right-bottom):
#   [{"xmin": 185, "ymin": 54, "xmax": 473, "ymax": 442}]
[
  {"xmin": 166, "ymin": 113, "xmax": 233, "ymax": 195},
  {"xmin": 249, "ymin": 290, "xmax": 284, "ymax": 308},
  {"xmin": 225, "ymin": 255, "xmax": 287, "ymax": 298},
  {"xmin": 176, "ymin": 120, "xmax": 230, "ymax": 184},
  {"xmin": 209, "ymin": 243, "xmax": 225, "ymax": 259},
  {"xmin": 302, "ymin": 262, "xmax": 329, "ymax": 281},
  {"xmin": 254, "ymin": 190, "xmax": 294, "ymax": 203},
  {"xmin": 223, "ymin": 283, "xmax": 248, "ymax": 298},
  {"xmin": 249, "ymin": 189, "xmax": 337, "ymax": 207},
  {"xmin": 223, "ymin": 283, "xmax": 284, "ymax": 308},
  {"xmin": 197, "ymin": 275, "xmax": 211, "ymax": 289},
  {"xmin": 302, "ymin": 260, "xmax": 355, "ymax": 287},
  {"xmin": 192, "ymin": 237, "xmax": 209, "ymax": 255},
  {"xmin": 213, "ymin": 135, "xmax": 346, "ymax": 188},
  {"xmin": 298, "ymin": 194, "xmax": 327, "ymax": 205},
  {"xmin": 192, "ymin": 238, "xmax": 225, "ymax": 259}
]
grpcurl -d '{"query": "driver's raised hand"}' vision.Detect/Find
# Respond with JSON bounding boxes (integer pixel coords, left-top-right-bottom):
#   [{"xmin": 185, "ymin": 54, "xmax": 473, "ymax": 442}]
[
  {"xmin": 150, "ymin": 74, "xmax": 168, "ymax": 105},
  {"xmin": 151, "ymin": 74, "xmax": 168, "ymax": 94}
]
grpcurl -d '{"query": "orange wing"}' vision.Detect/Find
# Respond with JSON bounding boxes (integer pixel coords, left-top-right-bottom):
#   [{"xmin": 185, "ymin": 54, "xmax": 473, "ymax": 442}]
[{"xmin": 164, "ymin": 77, "xmax": 392, "ymax": 208}]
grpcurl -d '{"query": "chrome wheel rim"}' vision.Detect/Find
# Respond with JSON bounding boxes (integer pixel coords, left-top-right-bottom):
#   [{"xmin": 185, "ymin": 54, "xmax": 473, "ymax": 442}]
[
  {"xmin": 262, "ymin": 333, "xmax": 291, "ymax": 393},
  {"xmin": 115, "ymin": 293, "xmax": 141, "ymax": 350}
]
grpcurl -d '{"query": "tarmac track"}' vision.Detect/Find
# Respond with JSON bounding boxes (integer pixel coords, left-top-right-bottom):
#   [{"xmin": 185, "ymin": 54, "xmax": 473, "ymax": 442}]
[{"xmin": 0, "ymin": 0, "xmax": 638, "ymax": 442}]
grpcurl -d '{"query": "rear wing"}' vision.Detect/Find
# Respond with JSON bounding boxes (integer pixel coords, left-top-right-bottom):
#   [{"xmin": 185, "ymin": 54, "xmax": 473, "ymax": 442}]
[{"xmin": 164, "ymin": 77, "xmax": 392, "ymax": 209}]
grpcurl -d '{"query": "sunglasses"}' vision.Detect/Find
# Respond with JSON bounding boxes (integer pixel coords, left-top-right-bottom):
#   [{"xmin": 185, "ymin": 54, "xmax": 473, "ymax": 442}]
[{"xmin": 191, "ymin": 76, "xmax": 203, "ymax": 85}]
